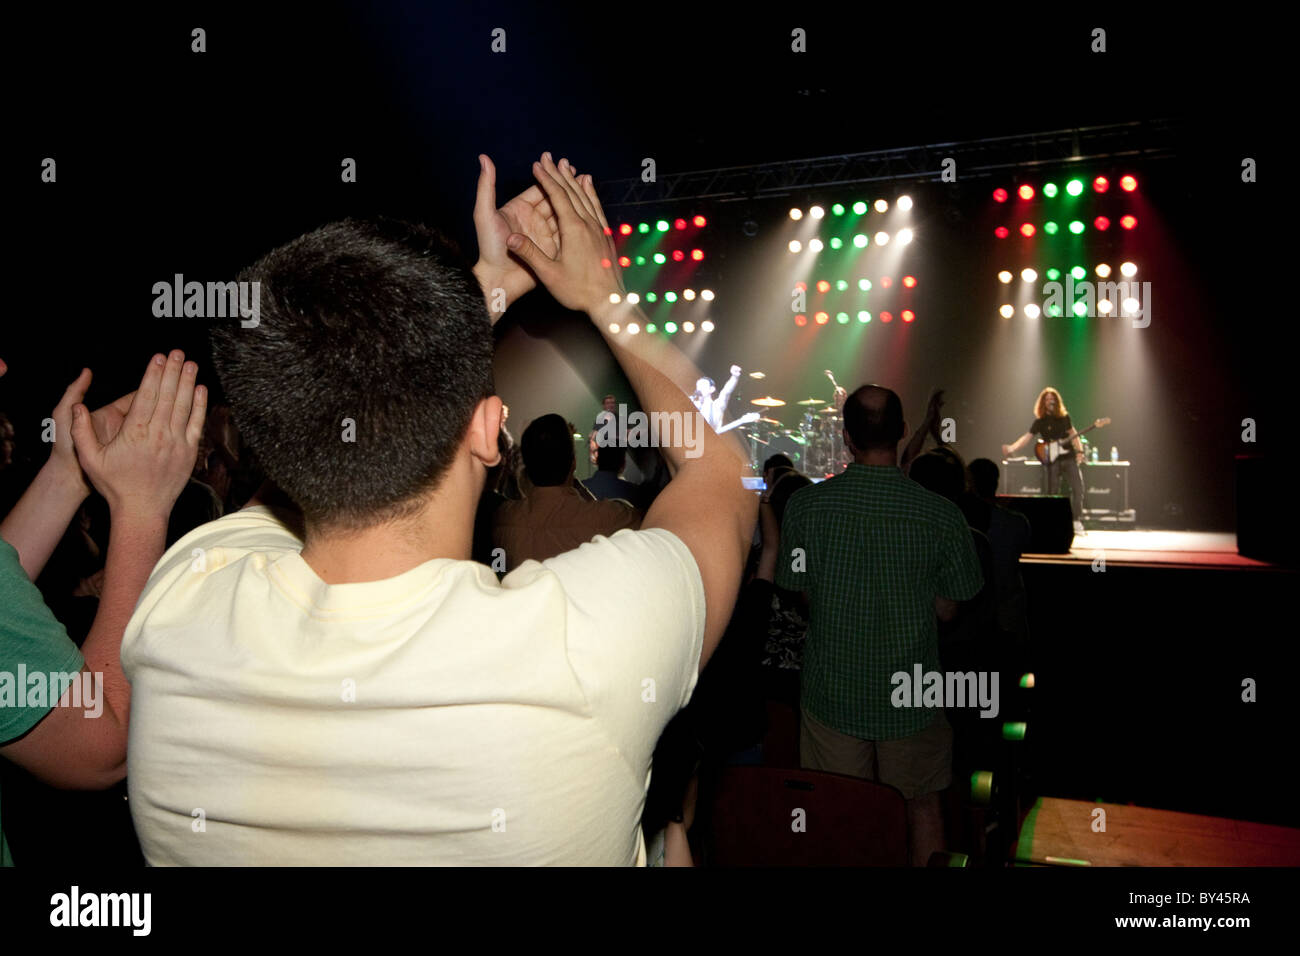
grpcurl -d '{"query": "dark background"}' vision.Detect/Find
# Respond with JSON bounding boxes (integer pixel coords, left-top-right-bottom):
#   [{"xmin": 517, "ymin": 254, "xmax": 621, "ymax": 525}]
[{"xmin": 4, "ymin": 3, "xmax": 1284, "ymax": 530}]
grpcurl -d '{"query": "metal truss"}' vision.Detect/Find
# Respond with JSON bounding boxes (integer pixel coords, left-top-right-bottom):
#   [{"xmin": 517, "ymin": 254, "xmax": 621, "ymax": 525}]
[{"xmin": 601, "ymin": 119, "xmax": 1180, "ymax": 209}]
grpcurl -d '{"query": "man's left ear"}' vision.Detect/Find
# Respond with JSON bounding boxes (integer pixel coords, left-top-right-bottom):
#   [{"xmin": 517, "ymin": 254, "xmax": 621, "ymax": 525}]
[{"xmin": 470, "ymin": 396, "xmax": 504, "ymax": 467}]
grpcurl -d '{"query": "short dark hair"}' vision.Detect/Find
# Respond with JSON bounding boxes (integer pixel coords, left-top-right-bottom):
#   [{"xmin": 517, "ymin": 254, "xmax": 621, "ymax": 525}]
[
  {"xmin": 909, "ymin": 450, "xmax": 965, "ymax": 503},
  {"xmin": 769, "ymin": 471, "xmax": 811, "ymax": 525},
  {"xmin": 968, "ymin": 458, "xmax": 1000, "ymax": 499},
  {"xmin": 210, "ymin": 217, "xmax": 494, "ymax": 532},
  {"xmin": 763, "ymin": 453, "xmax": 794, "ymax": 474},
  {"xmin": 843, "ymin": 385, "xmax": 904, "ymax": 451},
  {"xmin": 596, "ymin": 443, "xmax": 626, "ymax": 474},
  {"xmin": 521, "ymin": 413, "xmax": 575, "ymax": 487}
]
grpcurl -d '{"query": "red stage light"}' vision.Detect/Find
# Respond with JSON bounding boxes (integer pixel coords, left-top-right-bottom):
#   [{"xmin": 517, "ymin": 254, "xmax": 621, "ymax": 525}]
[
  {"xmin": 794, "ymin": 281, "xmax": 807, "ymax": 292},
  {"xmin": 993, "ymin": 188, "xmax": 1008, "ymax": 203},
  {"xmin": 901, "ymin": 310, "xmax": 915, "ymax": 322},
  {"xmin": 675, "ymin": 218, "xmax": 687, "ymax": 230},
  {"xmin": 1018, "ymin": 185, "xmax": 1034, "ymax": 200},
  {"xmin": 691, "ymin": 249, "xmax": 704, "ymax": 261},
  {"xmin": 1094, "ymin": 216, "xmax": 1111, "ymax": 231},
  {"xmin": 618, "ymin": 256, "xmax": 631, "ymax": 267},
  {"xmin": 1120, "ymin": 175, "xmax": 1138, "ymax": 192},
  {"xmin": 880, "ymin": 311, "xmax": 893, "ymax": 323},
  {"xmin": 902, "ymin": 276, "xmax": 917, "ymax": 288},
  {"xmin": 603, "ymin": 226, "xmax": 612, "ymax": 236},
  {"xmin": 1093, "ymin": 176, "xmax": 1109, "ymax": 193},
  {"xmin": 1020, "ymin": 223, "xmax": 1036, "ymax": 237},
  {"xmin": 815, "ymin": 312, "xmax": 829, "ymax": 325},
  {"xmin": 816, "ymin": 280, "xmax": 830, "ymax": 293},
  {"xmin": 601, "ymin": 258, "xmax": 611, "ymax": 269},
  {"xmin": 1120, "ymin": 215, "xmax": 1137, "ymax": 230},
  {"xmin": 672, "ymin": 249, "xmax": 685, "ymax": 261},
  {"xmin": 995, "ymin": 226, "xmax": 1010, "ymax": 239},
  {"xmin": 795, "ymin": 314, "xmax": 807, "ymax": 327},
  {"xmin": 619, "ymin": 224, "xmax": 632, "ymax": 235},
  {"xmin": 693, "ymin": 215, "xmax": 707, "ymax": 227},
  {"xmin": 880, "ymin": 276, "xmax": 893, "ymax": 288}
]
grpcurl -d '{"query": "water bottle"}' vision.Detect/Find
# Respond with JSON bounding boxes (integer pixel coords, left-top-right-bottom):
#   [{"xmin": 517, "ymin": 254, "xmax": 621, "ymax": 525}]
[{"xmin": 1110, "ymin": 445, "xmax": 1118, "ymax": 463}]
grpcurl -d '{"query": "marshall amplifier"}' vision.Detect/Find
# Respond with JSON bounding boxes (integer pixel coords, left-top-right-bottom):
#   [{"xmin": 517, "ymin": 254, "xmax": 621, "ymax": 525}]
[{"xmin": 1001, "ymin": 459, "xmax": 1129, "ymax": 514}]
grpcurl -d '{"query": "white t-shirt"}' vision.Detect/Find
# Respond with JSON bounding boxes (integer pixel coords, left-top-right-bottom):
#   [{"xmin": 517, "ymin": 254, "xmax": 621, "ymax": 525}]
[{"xmin": 120, "ymin": 506, "xmax": 704, "ymax": 866}]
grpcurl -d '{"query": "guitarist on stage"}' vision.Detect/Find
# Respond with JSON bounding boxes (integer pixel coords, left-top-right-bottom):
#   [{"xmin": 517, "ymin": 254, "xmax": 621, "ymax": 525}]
[
  {"xmin": 1002, "ymin": 387, "xmax": 1087, "ymax": 532},
  {"xmin": 692, "ymin": 364, "xmax": 742, "ymax": 431}
]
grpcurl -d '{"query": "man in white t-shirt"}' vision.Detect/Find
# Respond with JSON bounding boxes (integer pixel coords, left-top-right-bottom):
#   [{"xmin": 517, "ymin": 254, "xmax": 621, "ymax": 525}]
[{"xmin": 121, "ymin": 152, "xmax": 755, "ymax": 865}]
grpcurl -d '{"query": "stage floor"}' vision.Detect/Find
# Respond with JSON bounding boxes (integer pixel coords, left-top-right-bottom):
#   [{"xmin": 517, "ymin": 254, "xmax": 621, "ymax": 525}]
[{"xmin": 1022, "ymin": 530, "xmax": 1275, "ymax": 569}]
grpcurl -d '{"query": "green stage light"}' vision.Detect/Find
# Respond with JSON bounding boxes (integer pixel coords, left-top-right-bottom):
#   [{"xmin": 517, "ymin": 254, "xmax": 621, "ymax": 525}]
[
  {"xmin": 836, "ymin": 279, "xmax": 849, "ymax": 292},
  {"xmin": 858, "ymin": 278, "xmax": 872, "ymax": 291},
  {"xmin": 1046, "ymin": 268, "xmax": 1061, "ymax": 281},
  {"xmin": 656, "ymin": 220, "xmax": 669, "ymax": 232},
  {"xmin": 853, "ymin": 201, "xmax": 867, "ymax": 215},
  {"xmin": 1069, "ymin": 220, "xmax": 1085, "ymax": 234},
  {"xmin": 653, "ymin": 252, "xmax": 666, "ymax": 264},
  {"xmin": 634, "ymin": 255, "xmax": 646, "ymax": 265},
  {"xmin": 638, "ymin": 223, "xmax": 649, "ymax": 234},
  {"xmin": 1071, "ymin": 266, "xmax": 1087, "ymax": 280},
  {"xmin": 646, "ymin": 323, "xmax": 657, "ymax": 333},
  {"xmin": 832, "ymin": 203, "xmax": 845, "ymax": 216},
  {"xmin": 1066, "ymin": 179, "xmax": 1084, "ymax": 196},
  {"xmin": 1073, "ymin": 301, "xmax": 1088, "ymax": 317},
  {"xmin": 830, "ymin": 237, "xmax": 843, "ymax": 249},
  {"xmin": 858, "ymin": 311, "xmax": 870, "ymax": 323},
  {"xmin": 1044, "ymin": 221, "xmax": 1059, "ymax": 235},
  {"xmin": 837, "ymin": 312, "xmax": 850, "ymax": 324},
  {"xmin": 664, "ymin": 321, "xmax": 677, "ymax": 334},
  {"xmin": 853, "ymin": 234, "xmax": 868, "ymax": 248},
  {"xmin": 1047, "ymin": 304, "xmax": 1062, "ymax": 317},
  {"xmin": 665, "ymin": 291, "xmax": 677, "ymax": 302},
  {"xmin": 1043, "ymin": 182, "xmax": 1058, "ymax": 198},
  {"xmin": 646, "ymin": 292, "xmax": 657, "ymax": 303}
]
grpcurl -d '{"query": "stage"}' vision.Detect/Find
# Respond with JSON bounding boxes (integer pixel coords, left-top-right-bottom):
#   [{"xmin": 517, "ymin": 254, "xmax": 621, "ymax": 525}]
[{"xmin": 1023, "ymin": 530, "xmax": 1272, "ymax": 570}]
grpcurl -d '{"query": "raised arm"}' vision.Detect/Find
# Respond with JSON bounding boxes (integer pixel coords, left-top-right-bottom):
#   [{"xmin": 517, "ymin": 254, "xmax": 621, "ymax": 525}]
[
  {"xmin": 1002, "ymin": 432, "xmax": 1034, "ymax": 457},
  {"xmin": 506, "ymin": 153, "xmax": 756, "ymax": 672},
  {"xmin": 716, "ymin": 365, "xmax": 741, "ymax": 414},
  {"xmin": 0, "ymin": 352, "xmax": 205, "ymax": 788}
]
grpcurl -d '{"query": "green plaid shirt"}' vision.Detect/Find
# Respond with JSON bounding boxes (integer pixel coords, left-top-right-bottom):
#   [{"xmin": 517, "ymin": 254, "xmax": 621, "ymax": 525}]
[{"xmin": 775, "ymin": 464, "xmax": 982, "ymax": 740}]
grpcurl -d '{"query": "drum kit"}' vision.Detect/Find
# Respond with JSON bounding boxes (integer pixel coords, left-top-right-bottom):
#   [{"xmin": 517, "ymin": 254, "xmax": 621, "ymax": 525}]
[{"xmin": 741, "ymin": 395, "xmax": 847, "ymax": 477}]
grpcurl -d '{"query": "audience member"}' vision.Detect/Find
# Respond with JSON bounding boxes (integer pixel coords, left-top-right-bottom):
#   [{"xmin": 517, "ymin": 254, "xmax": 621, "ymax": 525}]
[
  {"xmin": 776, "ymin": 384, "xmax": 981, "ymax": 865},
  {"xmin": 582, "ymin": 444, "xmax": 639, "ymax": 503},
  {"xmin": 0, "ymin": 353, "xmax": 204, "ymax": 865},
  {"xmin": 967, "ymin": 457, "xmax": 1031, "ymax": 651},
  {"xmin": 118, "ymin": 153, "xmax": 756, "ymax": 865},
  {"xmin": 493, "ymin": 412, "xmax": 641, "ymax": 570}
]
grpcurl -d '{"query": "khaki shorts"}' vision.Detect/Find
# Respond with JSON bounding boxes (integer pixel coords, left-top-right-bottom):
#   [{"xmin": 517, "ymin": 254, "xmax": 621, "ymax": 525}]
[{"xmin": 800, "ymin": 707, "xmax": 952, "ymax": 800}]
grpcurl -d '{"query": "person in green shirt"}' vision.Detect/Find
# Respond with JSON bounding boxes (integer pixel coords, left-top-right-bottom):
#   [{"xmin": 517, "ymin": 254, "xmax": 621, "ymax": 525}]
[
  {"xmin": 776, "ymin": 384, "xmax": 982, "ymax": 866},
  {"xmin": 0, "ymin": 352, "xmax": 205, "ymax": 864}
]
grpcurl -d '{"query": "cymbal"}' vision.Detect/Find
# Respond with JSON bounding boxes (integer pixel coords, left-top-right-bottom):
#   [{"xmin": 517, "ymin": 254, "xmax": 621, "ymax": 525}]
[
  {"xmin": 758, "ymin": 417, "xmax": 783, "ymax": 425},
  {"xmin": 751, "ymin": 396, "xmax": 786, "ymax": 407},
  {"xmin": 796, "ymin": 398, "xmax": 824, "ymax": 405},
  {"xmin": 817, "ymin": 407, "xmax": 839, "ymax": 414}
]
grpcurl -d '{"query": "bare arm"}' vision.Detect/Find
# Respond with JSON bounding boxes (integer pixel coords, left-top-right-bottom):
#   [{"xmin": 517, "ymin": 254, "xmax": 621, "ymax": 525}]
[
  {"xmin": 0, "ymin": 352, "xmax": 204, "ymax": 788},
  {"xmin": 1003, "ymin": 432, "xmax": 1034, "ymax": 457},
  {"xmin": 716, "ymin": 366, "xmax": 741, "ymax": 414},
  {"xmin": 506, "ymin": 154, "xmax": 756, "ymax": 671}
]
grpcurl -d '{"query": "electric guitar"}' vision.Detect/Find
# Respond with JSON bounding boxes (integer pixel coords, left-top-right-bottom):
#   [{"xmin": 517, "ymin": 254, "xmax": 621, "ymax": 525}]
[
  {"xmin": 1034, "ymin": 417, "xmax": 1112, "ymax": 464},
  {"xmin": 718, "ymin": 412, "xmax": 761, "ymax": 434}
]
